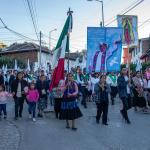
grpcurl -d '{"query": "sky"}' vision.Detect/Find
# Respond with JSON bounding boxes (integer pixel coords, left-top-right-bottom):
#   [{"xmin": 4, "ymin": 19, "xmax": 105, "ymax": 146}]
[{"xmin": 0, "ymin": 0, "xmax": 150, "ymax": 52}]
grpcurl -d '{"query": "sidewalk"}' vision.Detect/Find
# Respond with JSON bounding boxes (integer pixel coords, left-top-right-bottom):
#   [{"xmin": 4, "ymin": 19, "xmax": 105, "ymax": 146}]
[{"xmin": 0, "ymin": 102, "xmax": 21, "ymax": 150}]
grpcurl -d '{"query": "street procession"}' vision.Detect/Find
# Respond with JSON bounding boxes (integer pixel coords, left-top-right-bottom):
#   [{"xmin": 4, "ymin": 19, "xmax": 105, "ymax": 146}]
[{"xmin": 0, "ymin": 0, "xmax": 150, "ymax": 150}]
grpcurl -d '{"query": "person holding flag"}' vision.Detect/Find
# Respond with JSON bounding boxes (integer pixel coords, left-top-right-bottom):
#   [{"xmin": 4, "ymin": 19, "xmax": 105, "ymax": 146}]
[{"xmin": 49, "ymin": 9, "xmax": 82, "ymax": 130}]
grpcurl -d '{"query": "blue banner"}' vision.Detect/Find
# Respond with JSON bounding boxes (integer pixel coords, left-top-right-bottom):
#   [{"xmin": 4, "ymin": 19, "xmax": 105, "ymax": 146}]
[{"xmin": 87, "ymin": 27, "xmax": 123, "ymax": 73}]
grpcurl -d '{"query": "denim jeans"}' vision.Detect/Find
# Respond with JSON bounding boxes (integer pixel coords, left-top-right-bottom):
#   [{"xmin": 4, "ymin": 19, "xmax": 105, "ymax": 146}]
[
  {"xmin": 0, "ymin": 104, "xmax": 7, "ymax": 116},
  {"xmin": 28, "ymin": 102, "xmax": 36, "ymax": 118}
]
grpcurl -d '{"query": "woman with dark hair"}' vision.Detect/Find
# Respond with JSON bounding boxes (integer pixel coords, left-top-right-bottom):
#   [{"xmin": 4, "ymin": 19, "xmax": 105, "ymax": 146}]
[
  {"xmin": 36, "ymin": 75, "xmax": 49, "ymax": 117},
  {"xmin": 60, "ymin": 73, "xmax": 82, "ymax": 131},
  {"xmin": 11, "ymin": 72, "xmax": 28, "ymax": 120},
  {"xmin": 94, "ymin": 75, "xmax": 111, "ymax": 125},
  {"xmin": 132, "ymin": 71, "xmax": 147, "ymax": 112},
  {"xmin": 53, "ymin": 80, "xmax": 65, "ymax": 119}
]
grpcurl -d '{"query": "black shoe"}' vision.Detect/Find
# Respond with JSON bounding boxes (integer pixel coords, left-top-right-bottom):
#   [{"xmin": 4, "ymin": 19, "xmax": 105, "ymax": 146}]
[
  {"xmin": 120, "ymin": 110, "xmax": 124, "ymax": 119},
  {"xmin": 96, "ymin": 119, "xmax": 100, "ymax": 124},
  {"xmin": 4, "ymin": 116, "xmax": 7, "ymax": 119},
  {"xmin": 66, "ymin": 126, "xmax": 70, "ymax": 129},
  {"xmin": 126, "ymin": 119, "xmax": 131, "ymax": 124},
  {"xmin": 19, "ymin": 114, "xmax": 22, "ymax": 118},
  {"xmin": 72, "ymin": 127, "xmax": 77, "ymax": 131},
  {"xmin": 102, "ymin": 123, "xmax": 108, "ymax": 126},
  {"xmin": 56, "ymin": 114, "xmax": 58, "ymax": 119},
  {"xmin": 14, "ymin": 117, "xmax": 18, "ymax": 120},
  {"xmin": 37, "ymin": 114, "xmax": 41, "ymax": 118},
  {"xmin": 84, "ymin": 105, "xmax": 87, "ymax": 109}
]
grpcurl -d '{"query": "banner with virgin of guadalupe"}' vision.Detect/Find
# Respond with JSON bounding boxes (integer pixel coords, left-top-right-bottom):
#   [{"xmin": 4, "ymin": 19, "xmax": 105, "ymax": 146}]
[
  {"xmin": 117, "ymin": 15, "xmax": 138, "ymax": 46},
  {"xmin": 86, "ymin": 27, "xmax": 123, "ymax": 73}
]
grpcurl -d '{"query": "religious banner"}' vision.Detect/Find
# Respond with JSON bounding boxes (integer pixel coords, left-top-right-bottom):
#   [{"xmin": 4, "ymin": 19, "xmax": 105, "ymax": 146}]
[
  {"xmin": 117, "ymin": 15, "xmax": 138, "ymax": 46},
  {"xmin": 86, "ymin": 27, "xmax": 123, "ymax": 73}
]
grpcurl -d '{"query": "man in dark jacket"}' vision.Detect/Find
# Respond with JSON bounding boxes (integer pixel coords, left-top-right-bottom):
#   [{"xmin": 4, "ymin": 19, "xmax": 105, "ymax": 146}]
[
  {"xmin": 117, "ymin": 68, "xmax": 131, "ymax": 124},
  {"xmin": 11, "ymin": 72, "xmax": 28, "ymax": 120}
]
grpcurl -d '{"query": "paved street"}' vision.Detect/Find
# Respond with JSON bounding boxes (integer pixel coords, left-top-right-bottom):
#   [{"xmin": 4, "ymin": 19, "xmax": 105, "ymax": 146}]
[{"xmin": 1, "ymin": 98, "xmax": 150, "ymax": 150}]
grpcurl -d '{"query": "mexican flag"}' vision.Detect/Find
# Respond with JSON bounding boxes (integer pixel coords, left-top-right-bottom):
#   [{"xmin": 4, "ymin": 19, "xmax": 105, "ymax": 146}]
[{"xmin": 49, "ymin": 13, "xmax": 73, "ymax": 91}]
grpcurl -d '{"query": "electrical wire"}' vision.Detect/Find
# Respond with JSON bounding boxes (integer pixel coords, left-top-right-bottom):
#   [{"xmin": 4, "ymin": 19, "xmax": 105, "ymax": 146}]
[
  {"xmin": 25, "ymin": 0, "xmax": 39, "ymax": 41},
  {"xmin": 105, "ymin": 0, "xmax": 144, "ymax": 26},
  {"xmin": 0, "ymin": 17, "xmax": 37, "ymax": 41},
  {"xmin": 139, "ymin": 18, "xmax": 150, "ymax": 28}
]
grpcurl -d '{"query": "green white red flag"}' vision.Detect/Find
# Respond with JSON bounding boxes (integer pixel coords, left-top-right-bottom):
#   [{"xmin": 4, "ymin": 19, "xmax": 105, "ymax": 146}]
[{"xmin": 49, "ymin": 12, "xmax": 73, "ymax": 91}]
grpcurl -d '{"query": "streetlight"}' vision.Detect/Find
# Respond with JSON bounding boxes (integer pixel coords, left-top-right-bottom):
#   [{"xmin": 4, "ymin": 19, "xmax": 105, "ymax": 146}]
[
  {"xmin": 87, "ymin": 0, "xmax": 104, "ymax": 27},
  {"xmin": 49, "ymin": 28, "xmax": 57, "ymax": 50}
]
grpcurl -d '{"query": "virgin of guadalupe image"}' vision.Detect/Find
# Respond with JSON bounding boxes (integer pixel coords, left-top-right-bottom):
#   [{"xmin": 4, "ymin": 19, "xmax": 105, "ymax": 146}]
[{"xmin": 122, "ymin": 17, "xmax": 134, "ymax": 45}]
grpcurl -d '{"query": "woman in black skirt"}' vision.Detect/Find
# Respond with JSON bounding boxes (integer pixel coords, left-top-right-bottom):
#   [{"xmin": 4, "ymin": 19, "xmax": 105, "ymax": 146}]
[
  {"xmin": 132, "ymin": 71, "xmax": 147, "ymax": 112},
  {"xmin": 60, "ymin": 73, "xmax": 82, "ymax": 131}
]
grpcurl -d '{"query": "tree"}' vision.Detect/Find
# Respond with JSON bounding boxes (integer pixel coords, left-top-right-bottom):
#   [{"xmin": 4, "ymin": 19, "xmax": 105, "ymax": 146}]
[{"xmin": 0, "ymin": 56, "xmax": 26, "ymax": 69}]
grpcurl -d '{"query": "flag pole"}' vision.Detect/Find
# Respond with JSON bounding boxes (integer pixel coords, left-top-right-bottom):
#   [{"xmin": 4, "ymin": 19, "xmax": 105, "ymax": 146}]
[{"xmin": 67, "ymin": 8, "xmax": 73, "ymax": 73}]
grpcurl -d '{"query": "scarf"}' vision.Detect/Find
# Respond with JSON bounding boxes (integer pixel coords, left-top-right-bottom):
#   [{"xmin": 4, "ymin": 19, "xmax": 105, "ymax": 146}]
[{"xmin": 108, "ymin": 74, "xmax": 117, "ymax": 84}]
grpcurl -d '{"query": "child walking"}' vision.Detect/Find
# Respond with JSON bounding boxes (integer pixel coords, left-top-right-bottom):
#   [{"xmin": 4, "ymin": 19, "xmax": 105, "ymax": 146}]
[
  {"xmin": 26, "ymin": 83, "xmax": 39, "ymax": 122},
  {"xmin": 0, "ymin": 84, "xmax": 12, "ymax": 119}
]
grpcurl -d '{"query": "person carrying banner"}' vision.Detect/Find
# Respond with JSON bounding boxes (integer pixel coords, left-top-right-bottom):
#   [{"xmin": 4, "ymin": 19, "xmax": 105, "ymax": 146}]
[{"xmin": 117, "ymin": 68, "xmax": 131, "ymax": 124}]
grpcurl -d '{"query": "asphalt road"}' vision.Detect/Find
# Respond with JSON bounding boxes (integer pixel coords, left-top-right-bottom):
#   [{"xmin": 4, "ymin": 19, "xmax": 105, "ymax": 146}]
[{"xmin": 1, "ymin": 98, "xmax": 150, "ymax": 150}]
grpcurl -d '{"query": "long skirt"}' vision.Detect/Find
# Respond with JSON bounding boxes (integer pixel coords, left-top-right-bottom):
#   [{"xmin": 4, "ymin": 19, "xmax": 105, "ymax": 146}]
[
  {"xmin": 38, "ymin": 98, "xmax": 47, "ymax": 111},
  {"xmin": 60, "ymin": 97, "xmax": 82, "ymax": 120},
  {"xmin": 133, "ymin": 96, "xmax": 146, "ymax": 108},
  {"xmin": 133, "ymin": 89, "xmax": 146, "ymax": 108}
]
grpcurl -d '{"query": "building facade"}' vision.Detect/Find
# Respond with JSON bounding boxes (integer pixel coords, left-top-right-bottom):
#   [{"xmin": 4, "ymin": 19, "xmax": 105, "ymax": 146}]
[
  {"xmin": 129, "ymin": 37, "xmax": 150, "ymax": 64},
  {"xmin": 0, "ymin": 42, "xmax": 51, "ymax": 70}
]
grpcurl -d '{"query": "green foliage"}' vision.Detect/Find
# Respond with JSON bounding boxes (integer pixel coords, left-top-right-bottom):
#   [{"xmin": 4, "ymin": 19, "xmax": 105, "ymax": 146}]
[
  {"xmin": 142, "ymin": 62, "xmax": 150, "ymax": 71},
  {"xmin": 121, "ymin": 62, "xmax": 150, "ymax": 72},
  {"xmin": 0, "ymin": 56, "xmax": 26, "ymax": 69}
]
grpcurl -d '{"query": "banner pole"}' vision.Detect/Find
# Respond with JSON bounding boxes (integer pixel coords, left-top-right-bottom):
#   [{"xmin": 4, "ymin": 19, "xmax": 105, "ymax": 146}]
[{"xmin": 127, "ymin": 44, "xmax": 131, "ymax": 81}]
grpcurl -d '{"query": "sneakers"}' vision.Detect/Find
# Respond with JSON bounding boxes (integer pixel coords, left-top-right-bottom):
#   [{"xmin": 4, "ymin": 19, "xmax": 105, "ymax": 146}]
[{"xmin": 33, "ymin": 118, "xmax": 36, "ymax": 122}]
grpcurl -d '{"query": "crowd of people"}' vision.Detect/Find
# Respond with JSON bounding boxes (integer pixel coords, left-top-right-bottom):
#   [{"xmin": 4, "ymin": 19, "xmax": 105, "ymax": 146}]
[{"xmin": 0, "ymin": 66, "xmax": 150, "ymax": 130}]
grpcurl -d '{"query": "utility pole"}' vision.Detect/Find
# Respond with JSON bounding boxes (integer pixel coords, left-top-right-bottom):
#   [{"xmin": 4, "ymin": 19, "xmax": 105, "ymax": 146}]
[
  {"xmin": 101, "ymin": 0, "xmax": 104, "ymax": 27},
  {"xmin": 87, "ymin": 0, "xmax": 104, "ymax": 27},
  {"xmin": 39, "ymin": 31, "xmax": 42, "ymax": 69}
]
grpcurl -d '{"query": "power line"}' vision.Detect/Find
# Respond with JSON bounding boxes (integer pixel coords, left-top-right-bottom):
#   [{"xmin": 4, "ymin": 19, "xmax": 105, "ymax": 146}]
[
  {"xmin": 139, "ymin": 18, "xmax": 150, "ymax": 28},
  {"xmin": 0, "ymin": 17, "xmax": 37, "ymax": 41},
  {"xmin": 105, "ymin": 0, "xmax": 140, "ymax": 24},
  {"xmin": 105, "ymin": 0, "xmax": 144, "ymax": 26},
  {"xmin": 25, "ymin": 0, "xmax": 39, "ymax": 41}
]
